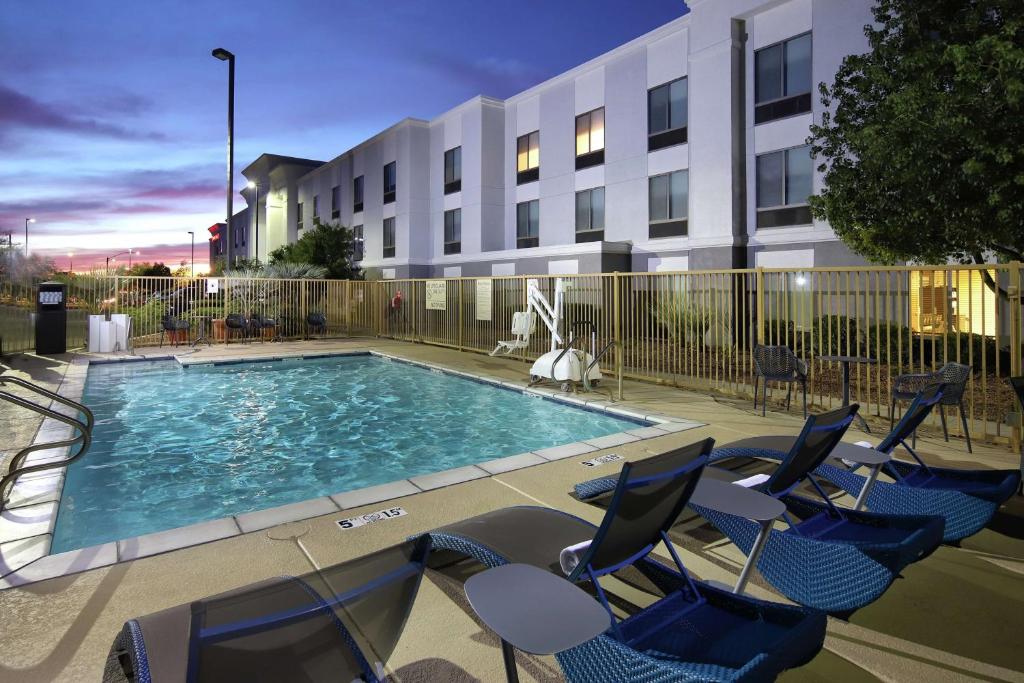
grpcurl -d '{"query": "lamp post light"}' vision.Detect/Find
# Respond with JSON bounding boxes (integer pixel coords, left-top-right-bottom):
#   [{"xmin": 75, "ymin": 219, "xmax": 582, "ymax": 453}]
[
  {"xmin": 68, "ymin": 252, "xmax": 74, "ymax": 274},
  {"xmin": 187, "ymin": 231, "xmax": 195, "ymax": 276},
  {"xmin": 24, "ymin": 217, "xmax": 35, "ymax": 255},
  {"xmin": 212, "ymin": 47, "xmax": 235, "ymax": 266},
  {"xmin": 247, "ymin": 181, "xmax": 260, "ymax": 263},
  {"xmin": 106, "ymin": 249, "xmax": 134, "ymax": 274}
]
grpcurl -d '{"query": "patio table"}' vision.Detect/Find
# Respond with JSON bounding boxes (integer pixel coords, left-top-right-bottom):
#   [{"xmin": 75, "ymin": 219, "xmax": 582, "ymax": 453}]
[
  {"xmin": 190, "ymin": 314, "xmax": 213, "ymax": 347},
  {"xmin": 818, "ymin": 354, "xmax": 876, "ymax": 432},
  {"xmin": 465, "ymin": 563, "xmax": 610, "ymax": 683}
]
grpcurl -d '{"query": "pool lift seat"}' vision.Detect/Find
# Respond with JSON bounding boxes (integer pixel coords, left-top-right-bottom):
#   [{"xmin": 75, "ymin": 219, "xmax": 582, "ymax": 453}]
[{"xmin": 525, "ymin": 278, "xmax": 611, "ymax": 393}]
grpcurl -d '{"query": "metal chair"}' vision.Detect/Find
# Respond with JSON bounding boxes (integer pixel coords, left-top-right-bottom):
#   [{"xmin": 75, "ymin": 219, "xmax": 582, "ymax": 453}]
[
  {"xmin": 752, "ymin": 344, "xmax": 808, "ymax": 418},
  {"xmin": 306, "ymin": 311, "xmax": 327, "ymax": 339},
  {"xmin": 249, "ymin": 312, "xmax": 279, "ymax": 343},
  {"xmin": 159, "ymin": 312, "xmax": 190, "ymax": 347},
  {"xmin": 224, "ymin": 313, "xmax": 249, "ymax": 344},
  {"xmin": 891, "ymin": 362, "xmax": 973, "ymax": 452}
]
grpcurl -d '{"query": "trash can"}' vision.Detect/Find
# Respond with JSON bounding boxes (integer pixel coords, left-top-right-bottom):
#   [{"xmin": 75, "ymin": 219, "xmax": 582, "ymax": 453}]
[{"xmin": 35, "ymin": 281, "xmax": 67, "ymax": 354}]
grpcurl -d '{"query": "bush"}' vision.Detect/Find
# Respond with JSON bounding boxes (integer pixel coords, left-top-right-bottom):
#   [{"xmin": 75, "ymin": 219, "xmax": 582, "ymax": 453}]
[
  {"xmin": 811, "ymin": 315, "xmax": 861, "ymax": 356},
  {"xmin": 650, "ymin": 295, "xmax": 717, "ymax": 347},
  {"xmin": 863, "ymin": 322, "xmax": 913, "ymax": 365}
]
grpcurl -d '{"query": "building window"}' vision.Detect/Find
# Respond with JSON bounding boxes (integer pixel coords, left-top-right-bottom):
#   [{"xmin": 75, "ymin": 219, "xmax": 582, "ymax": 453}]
[
  {"xmin": 331, "ymin": 185, "xmax": 340, "ymax": 219},
  {"xmin": 382, "ymin": 217, "xmax": 395, "ymax": 258},
  {"xmin": 756, "ymin": 145, "xmax": 813, "ymax": 228},
  {"xmin": 444, "ymin": 146, "xmax": 462, "ymax": 194},
  {"xmin": 313, "ymin": 194, "xmax": 319, "ymax": 219},
  {"xmin": 575, "ymin": 108, "xmax": 605, "ymax": 170},
  {"xmin": 575, "ymin": 187, "xmax": 605, "ymax": 243},
  {"xmin": 444, "ymin": 208, "xmax": 461, "ymax": 254},
  {"xmin": 648, "ymin": 77, "xmax": 688, "ymax": 151},
  {"xmin": 353, "ymin": 224, "xmax": 364, "ymax": 262},
  {"xmin": 648, "ymin": 170, "xmax": 688, "ymax": 238},
  {"xmin": 353, "ymin": 175, "xmax": 364, "ymax": 212},
  {"xmin": 516, "ymin": 131, "xmax": 539, "ymax": 185},
  {"xmin": 516, "ymin": 200, "xmax": 539, "ymax": 248},
  {"xmin": 383, "ymin": 162, "xmax": 396, "ymax": 204},
  {"xmin": 297, "ymin": 202, "xmax": 304, "ymax": 232},
  {"xmin": 755, "ymin": 32, "xmax": 812, "ymax": 124}
]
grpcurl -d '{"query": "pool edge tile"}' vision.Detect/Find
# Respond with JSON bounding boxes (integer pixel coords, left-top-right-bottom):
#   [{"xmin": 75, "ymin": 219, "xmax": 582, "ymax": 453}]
[
  {"xmin": 331, "ymin": 480, "xmax": 422, "ymax": 510},
  {"xmin": 117, "ymin": 517, "xmax": 241, "ymax": 562},
  {"xmin": 408, "ymin": 466, "xmax": 489, "ymax": 491},
  {"xmin": 235, "ymin": 497, "xmax": 340, "ymax": 534},
  {"xmin": 533, "ymin": 442, "xmax": 599, "ymax": 462},
  {"xmin": 478, "ymin": 452, "xmax": 547, "ymax": 475},
  {"xmin": 0, "ymin": 534, "xmax": 52, "ymax": 580},
  {"xmin": 0, "ymin": 541, "xmax": 117, "ymax": 589}
]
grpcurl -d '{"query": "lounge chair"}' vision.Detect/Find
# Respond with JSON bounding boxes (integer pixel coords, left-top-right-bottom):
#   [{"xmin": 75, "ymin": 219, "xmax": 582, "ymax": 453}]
[
  {"xmin": 813, "ymin": 385, "xmax": 1019, "ymax": 541},
  {"xmin": 752, "ymin": 344, "xmax": 808, "ymax": 418},
  {"xmin": 575, "ymin": 406, "xmax": 944, "ymax": 614},
  {"xmin": 490, "ymin": 311, "xmax": 536, "ymax": 356},
  {"xmin": 421, "ymin": 439, "xmax": 827, "ymax": 682},
  {"xmin": 103, "ymin": 537, "xmax": 431, "ymax": 683},
  {"xmin": 891, "ymin": 362, "xmax": 973, "ymax": 452}
]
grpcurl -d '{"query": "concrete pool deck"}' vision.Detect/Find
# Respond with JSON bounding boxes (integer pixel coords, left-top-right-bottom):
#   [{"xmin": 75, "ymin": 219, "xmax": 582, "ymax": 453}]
[{"xmin": 0, "ymin": 339, "xmax": 1022, "ymax": 682}]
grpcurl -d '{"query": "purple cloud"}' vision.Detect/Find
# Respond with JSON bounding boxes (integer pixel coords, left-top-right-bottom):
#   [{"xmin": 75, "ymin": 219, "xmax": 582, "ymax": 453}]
[{"xmin": 0, "ymin": 83, "xmax": 165, "ymax": 141}]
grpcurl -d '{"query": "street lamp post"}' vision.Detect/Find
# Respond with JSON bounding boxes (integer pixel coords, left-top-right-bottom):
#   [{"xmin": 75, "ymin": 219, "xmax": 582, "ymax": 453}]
[
  {"xmin": 24, "ymin": 218, "xmax": 35, "ymax": 255},
  {"xmin": 68, "ymin": 252, "xmax": 74, "ymax": 274},
  {"xmin": 247, "ymin": 181, "xmax": 259, "ymax": 263},
  {"xmin": 188, "ymin": 231, "xmax": 195, "ymax": 276},
  {"xmin": 212, "ymin": 47, "xmax": 235, "ymax": 266},
  {"xmin": 106, "ymin": 249, "xmax": 134, "ymax": 274}
]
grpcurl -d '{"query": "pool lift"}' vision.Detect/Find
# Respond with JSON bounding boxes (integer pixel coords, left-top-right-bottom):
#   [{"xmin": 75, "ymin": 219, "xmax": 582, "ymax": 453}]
[{"xmin": 526, "ymin": 278, "xmax": 614, "ymax": 394}]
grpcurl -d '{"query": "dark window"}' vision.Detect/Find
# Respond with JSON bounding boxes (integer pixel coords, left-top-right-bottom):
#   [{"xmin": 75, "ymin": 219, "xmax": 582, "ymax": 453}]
[
  {"xmin": 313, "ymin": 194, "xmax": 319, "ymax": 218},
  {"xmin": 353, "ymin": 224, "xmax": 364, "ymax": 261},
  {"xmin": 444, "ymin": 146, "xmax": 462, "ymax": 194},
  {"xmin": 516, "ymin": 200, "xmax": 539, "ymax": 248},
  {"xmin": 648, "ymin": 170, "xmax": 688, "ymax": 238},
  {"xmin": 755, "ymin": 33, "xmax": 812, "ymax": 124},
  {"xmin": 297, "ymin": 202, "xmax": 304, "ymax": 232},
  {"xmin": 331, "ymin": 185, "xmax": 340, "ymax": 219},
  {"xmin": 575, "ymin": 108, "xmax": 605, "ymax": 170},
  {"xmin": 756, "ymin": 145, "xmax": 813, "ymax": 228},
  {"xmin": 648, "ymin": 77, "xmax": 688, "ymax": 151},
  {"xmin": 443, "ymin": 208, "xmax": 461, "ymax": 254},
  {"xmin": 516, "ymin": 131, "xmax": 539, "ymax": 185},
  {"xmin": 383, "ymin": 162, "xmax": 396, "ymax": 204},
  {"xmin": 353, "ymin": 175, "xmax": 364, "ymax": 212},
  {"xmin": 382, "ymin": 217, "xmax": 395, "ymax": 258},
  {"xmin": 575, "ymin": 187, "xmax": 605, "ymax": 243}
]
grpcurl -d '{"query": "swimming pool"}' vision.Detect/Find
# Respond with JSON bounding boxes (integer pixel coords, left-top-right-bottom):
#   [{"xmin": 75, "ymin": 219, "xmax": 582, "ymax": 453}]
[{"xmin": 52, "ymin": 354, "xmax": 645, "ymax": 552}]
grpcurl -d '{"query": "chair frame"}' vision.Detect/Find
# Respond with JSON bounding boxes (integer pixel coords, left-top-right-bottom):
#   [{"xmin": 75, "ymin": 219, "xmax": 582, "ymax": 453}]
[
  {"xmin": 752, "ymin": 344, "xmax": 808, "ymax": 418},
  {"xmin": 890, "ymin": 362, "xmax": 973, "ymax": 452}
]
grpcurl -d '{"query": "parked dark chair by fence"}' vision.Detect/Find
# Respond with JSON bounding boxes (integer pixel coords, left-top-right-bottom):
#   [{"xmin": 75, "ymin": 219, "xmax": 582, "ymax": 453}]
[
  {"xmin": 891, "ymin": 362, "xmax": 973, "ymax": 453},
  {"xmin": 306, "ymin": 311, "xmax": 327, "ymax": 339},
  {"xmin": 753, "ymin": 344, "xmax": 808, "ymax": 418},
  {"xmin": 225, "ymin": 313, "xmax": 249, "ymax": 344},
  {"xmin": 159, "ymin": 313, "xmax": 190, "ymax": 347},
  {"xmin": 249, "ymin": 312, "xmax": 279, "ymax": 343}
]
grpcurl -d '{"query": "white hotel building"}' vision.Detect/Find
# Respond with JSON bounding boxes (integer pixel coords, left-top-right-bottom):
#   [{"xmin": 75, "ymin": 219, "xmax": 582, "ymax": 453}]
[{"xmin": 239, "ymin": 0, "xmax": 875, "ymax": 278}]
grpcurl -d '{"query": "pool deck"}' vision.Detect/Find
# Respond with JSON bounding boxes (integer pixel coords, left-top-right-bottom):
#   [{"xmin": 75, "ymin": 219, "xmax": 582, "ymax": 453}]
[{"xmin": 0, "ymin": 339, "xmax": 1021, "ymax": 682}]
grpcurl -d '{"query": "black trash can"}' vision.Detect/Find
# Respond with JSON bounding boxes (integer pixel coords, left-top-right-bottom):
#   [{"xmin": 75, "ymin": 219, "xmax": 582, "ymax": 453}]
[{"xmin": 35, "ymin": 281, "xmax": 67, "ymax": 354}]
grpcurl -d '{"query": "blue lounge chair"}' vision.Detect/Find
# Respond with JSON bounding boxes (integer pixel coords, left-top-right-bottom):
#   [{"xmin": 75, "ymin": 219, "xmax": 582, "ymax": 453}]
[
  {"xmin": 575, "ymin": 406, "xmax": 944, "ymax": 614},
  {"xmin": 103, "ymin": 537, "xmax": 431, "ymax": 683},
  {"xmin": 815, "ymin": 384, "xmax": 1021, "ymax": 541},
  {"xmin": 422, "ymin": 439, "xmax": 827, "ymax": 682}
]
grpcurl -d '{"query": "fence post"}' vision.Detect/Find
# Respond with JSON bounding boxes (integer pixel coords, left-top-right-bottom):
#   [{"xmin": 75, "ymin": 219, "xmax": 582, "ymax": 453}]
[
  {"xmin": 613, "ymin": 271, "xmax": 623, "ymax": 401},
  {"xmin": 755, "ymin": 267, "xmax": 765, "ymax": 346},
  {"xmin": 1009, "ymin": 261, "xmax": 1022, "ymax": 452},
  {"xmin": 457, "ymin": 278, "xmax": 464, "ymax": 351}
]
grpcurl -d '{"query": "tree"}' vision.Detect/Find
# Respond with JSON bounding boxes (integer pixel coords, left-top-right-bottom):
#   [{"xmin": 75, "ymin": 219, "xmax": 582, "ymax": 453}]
[
  {"xmin": 268, "ymin": 217, "xmax": 362, "ymax": 279},
  {"xmin": 0, "ymin": 243, "xmax": 55, "ymax": 284},
  {"xmin": 808, "ymin": 0, "xmax": 1024, "ymax": 267},
  {"xmin": 127, "ymin": 262, "xmax": 172, "ymax": 277}
]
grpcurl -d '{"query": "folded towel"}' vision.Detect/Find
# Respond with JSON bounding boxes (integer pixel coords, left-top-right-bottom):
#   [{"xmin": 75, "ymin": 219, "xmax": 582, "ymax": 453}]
[
  {"xmin": 559, "ymin": 540, "xmax": 592, "ymax": 576},
  {"xmin": 732, "ymin": 473, "xmax": 770, "ymax": 488}
]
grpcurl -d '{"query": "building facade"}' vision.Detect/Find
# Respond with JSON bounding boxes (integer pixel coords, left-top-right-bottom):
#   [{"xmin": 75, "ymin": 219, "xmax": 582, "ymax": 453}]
[{"xmin": 240, "ymin": 0, "xmax": 874, "ymax": 278}]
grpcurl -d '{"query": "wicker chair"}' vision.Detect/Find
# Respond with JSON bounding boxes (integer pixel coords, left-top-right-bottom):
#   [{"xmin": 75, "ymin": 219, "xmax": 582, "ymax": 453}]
[
  {"xmin": 891, "ymin": 362, "xmax": 972, "ymax": 452},
  {"xmin": 249, "ymin": 312, "xmax": 279, "ymax": 343},
  {"xmin": 306, "ymin": 311, "xmax": 328, "ymax": 338},
  {"xmin": 752, "ymin": 345, "xmax": 808, "ymax": 418},
  {"xmin": 224, "ymin": 313, "xmax": 249, "ymax": 344},
  {"xmin": 159, "ymin": 312, "xmax": 190, "ymax": 347}
]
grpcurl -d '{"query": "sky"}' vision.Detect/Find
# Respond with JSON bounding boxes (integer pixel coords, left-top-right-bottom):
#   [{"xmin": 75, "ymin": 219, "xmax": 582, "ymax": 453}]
[{"xmin": 0, "ymin": 0, "xmax": 687, "ymax": 273}]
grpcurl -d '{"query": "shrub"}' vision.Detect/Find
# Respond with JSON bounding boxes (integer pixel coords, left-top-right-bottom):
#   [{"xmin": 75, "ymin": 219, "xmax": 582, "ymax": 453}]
[
  {"xmin": 811, "ymin": 315, "xmax": 861, "ymax": 356},
  {"xmin": 650, "ymin": 295, "xmax": 717, "ymax": 347},
  {"xmin": 863, "ymin": 322, "xmax": 913, "ymax": 365}
]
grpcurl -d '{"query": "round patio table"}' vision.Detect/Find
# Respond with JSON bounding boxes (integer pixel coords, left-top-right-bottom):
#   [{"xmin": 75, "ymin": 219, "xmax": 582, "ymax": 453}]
[
  {"xmin": 818, "ymin": 354, "xmax": 876, "ymax": 432},
  {"xmin": 190, "ymin": 315, "xmax": 213, "ymax": 347}
]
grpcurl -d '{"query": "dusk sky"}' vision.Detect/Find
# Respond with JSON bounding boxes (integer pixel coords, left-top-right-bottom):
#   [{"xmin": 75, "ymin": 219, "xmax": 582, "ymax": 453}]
[{"xmin": 1, "ymin": 1, "xmax": 686, "ymax": 273}]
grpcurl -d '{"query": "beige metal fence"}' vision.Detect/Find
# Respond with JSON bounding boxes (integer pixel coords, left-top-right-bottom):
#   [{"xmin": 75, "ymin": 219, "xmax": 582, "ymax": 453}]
[{"xmin": 2, "ymin": 264, "xmax": 1021, "ymax": 448}]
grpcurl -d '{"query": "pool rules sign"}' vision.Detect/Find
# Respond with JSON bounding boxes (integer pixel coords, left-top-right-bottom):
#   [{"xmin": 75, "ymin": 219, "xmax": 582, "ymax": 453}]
[
  {"xmin": 425, "ymin": 280, "xmax": 447, "ymax": 310},
  {"xmin": 476, "ymin": 279, "xmax": 492, "ymax": 321}
]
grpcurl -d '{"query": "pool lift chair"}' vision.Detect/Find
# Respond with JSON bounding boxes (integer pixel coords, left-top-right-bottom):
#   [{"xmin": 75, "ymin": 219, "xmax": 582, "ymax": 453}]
[{"xmin": 525, "ymin": 278, "xmax": 613, "ymax": 393}]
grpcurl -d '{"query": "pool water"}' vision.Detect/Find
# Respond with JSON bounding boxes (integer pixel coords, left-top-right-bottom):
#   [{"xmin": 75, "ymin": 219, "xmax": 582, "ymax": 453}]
[{"xmin": 52, "ymin": 355, "xmax": 643, "ymax": 552}]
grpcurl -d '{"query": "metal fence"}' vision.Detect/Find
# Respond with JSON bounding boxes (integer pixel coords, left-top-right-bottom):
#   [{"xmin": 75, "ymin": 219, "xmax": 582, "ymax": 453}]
[{"xmin": 1, "ymin": 263, "xmax": 1021, "ymax": 448}]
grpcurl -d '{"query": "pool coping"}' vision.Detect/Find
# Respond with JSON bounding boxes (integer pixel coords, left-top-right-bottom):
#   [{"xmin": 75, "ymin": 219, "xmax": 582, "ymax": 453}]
[{"xmin": 0, "ymin": 349, "xmax": 704, "ymax": 589}]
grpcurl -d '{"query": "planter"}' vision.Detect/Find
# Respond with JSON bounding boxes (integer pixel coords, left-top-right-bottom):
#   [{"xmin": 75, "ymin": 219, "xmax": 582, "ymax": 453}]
[{"xmin": 212, "ymin": 318, "xmax": 226, "ymax": 342}]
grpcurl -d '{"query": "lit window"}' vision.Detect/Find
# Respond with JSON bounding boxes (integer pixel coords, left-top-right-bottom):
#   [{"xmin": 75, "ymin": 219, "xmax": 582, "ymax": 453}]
[
  {"xmin": 755, "ymin": 33, "xmax": 812, "ymax": 123},
  {"xmin": 444, "ymin": 208, "xmax": 461, "ymax": 254},
  {"xmin": 382, "ymin": 217, "xmax": 395, "ymax": 258},
  {"xmin": 575, "ymin": 187, "xmax": 605, "ymax": 243},
  {"xmin": 648, "ymin": 170, "xmax": 687, "ymax": 238},
  {"xmin": 756, "ymin": 145, "xmax": 813, "ymax": 228},
  {"xmin": 444, "ymin": 147, "xmax": 462, "ymax": 194},
  {"xmin": 576, "ymin": 108, "xmax": 605, "ymax": 155},
  {"xmin": 516, "ymin": 200, "xmax": 539, "ymax": 248},
  {"xmin": 516, "ymin": 131, "xmax": 539, "ymax": 184}
]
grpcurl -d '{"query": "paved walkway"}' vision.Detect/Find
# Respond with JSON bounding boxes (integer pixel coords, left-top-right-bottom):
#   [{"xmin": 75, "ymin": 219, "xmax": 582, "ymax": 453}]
[{"xmin": 0, "ymin": 339, "xmax": 1021, "ymax": 682}]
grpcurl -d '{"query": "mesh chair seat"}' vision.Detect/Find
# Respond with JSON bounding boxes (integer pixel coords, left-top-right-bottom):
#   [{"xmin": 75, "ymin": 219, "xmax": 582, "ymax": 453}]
[
  {"xmin": 752, "ymin": 345, "xmax": 808, "ymax": 418},
  {"xmin": 891, "ymin": 362, "xmax": 973, "ymax": 451}
]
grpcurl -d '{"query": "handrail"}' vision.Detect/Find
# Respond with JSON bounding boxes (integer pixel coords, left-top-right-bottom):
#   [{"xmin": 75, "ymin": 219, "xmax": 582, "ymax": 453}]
[
  {"xmin": 0, "ymin": 375, "xmax": 94, "ymax": 433},
  {"xmin": 1, "ymin": 392, "xmax": 89, "ymax": 471}
]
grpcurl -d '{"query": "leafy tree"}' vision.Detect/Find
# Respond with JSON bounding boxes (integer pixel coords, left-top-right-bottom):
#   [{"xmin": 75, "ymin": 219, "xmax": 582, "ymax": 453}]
[
  {"xmin": 0, "ymin": 244, "xmax": 55, "ymax": 284},
  {"xmin": 268, "ymin": 217, "xmax": 362, "ymax": 279},
  {"xmin": 809, "ymin": 0, "xmax": 1024, "ymax": 268},
  {"xmin": 127, "ymin": 262, "xmax": 172, "ymax": 277}
]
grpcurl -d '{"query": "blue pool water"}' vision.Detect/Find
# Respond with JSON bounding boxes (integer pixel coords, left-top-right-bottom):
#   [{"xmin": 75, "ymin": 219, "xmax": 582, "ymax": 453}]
[{"xmin": 52, "ymin": 354, "xmax": 642, "ymax": 552}]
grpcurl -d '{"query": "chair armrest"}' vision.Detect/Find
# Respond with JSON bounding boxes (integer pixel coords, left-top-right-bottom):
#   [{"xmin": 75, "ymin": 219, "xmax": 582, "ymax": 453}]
[{"xmin": 689, "ymin": 478, "xmax": 785, "ymax": 522}]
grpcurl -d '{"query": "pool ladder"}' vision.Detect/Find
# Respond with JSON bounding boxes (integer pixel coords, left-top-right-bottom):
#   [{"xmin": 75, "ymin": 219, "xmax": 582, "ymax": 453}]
[{"xmin": 0, "ymin": 376, "xmax": 94, "ymax": 514}]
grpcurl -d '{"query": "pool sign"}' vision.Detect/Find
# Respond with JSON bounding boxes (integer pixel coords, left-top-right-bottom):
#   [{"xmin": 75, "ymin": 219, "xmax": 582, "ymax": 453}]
[
  {"xmin": 206, "ymin": 278, "xmax": 219, "ymax": 294},
  {"xmin": 581, "ymin": 453, "xmax": 624, "ymax": 468},
  {"xmin": 337, "ymin": 506, "xmax": 408, "ymax": 530},
  {"xmin": 475, "ymin": 278, "xmax": 492, "ymax": 321},
  {"xmin": 425, "ymin": 280, "xmax": 447, "ymax": 310}
]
